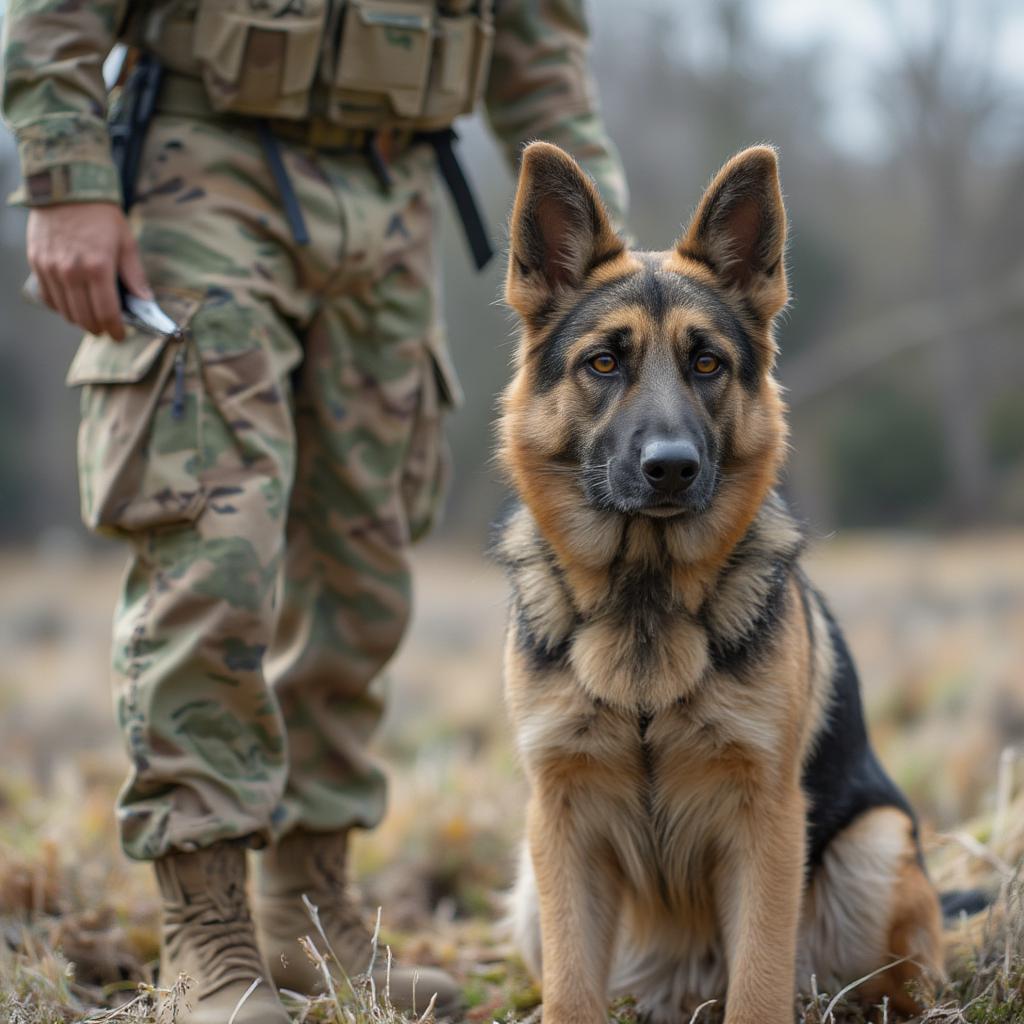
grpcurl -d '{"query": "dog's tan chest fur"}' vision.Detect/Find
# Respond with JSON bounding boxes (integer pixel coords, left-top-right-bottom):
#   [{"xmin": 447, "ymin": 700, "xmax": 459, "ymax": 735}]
[
  {"xmin": 506, "ymin": 611, "xmax": 805, "ymax": 916},
  {"xmin": 508, "ymin": 656, "xmax": 794, "ymax": 774}
]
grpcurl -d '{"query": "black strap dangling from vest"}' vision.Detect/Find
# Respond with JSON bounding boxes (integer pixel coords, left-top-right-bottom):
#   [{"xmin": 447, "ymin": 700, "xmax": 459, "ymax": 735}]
[
  {"xmin": 418, "ymin": 127, "xmax": 494, "ymax": 271},
  {"xmin": 257, "ymin": 120, "xmax": 311, "ymax": 247}
]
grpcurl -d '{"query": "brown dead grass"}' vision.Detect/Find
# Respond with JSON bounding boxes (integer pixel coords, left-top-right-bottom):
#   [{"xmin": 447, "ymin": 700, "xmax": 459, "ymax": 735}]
[{"xmin": 0, "ymin": 535, "xmax": 1022, "ymax": 1022}]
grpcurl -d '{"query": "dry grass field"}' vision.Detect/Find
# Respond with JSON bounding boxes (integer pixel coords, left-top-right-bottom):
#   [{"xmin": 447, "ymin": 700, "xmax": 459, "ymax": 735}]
[{"xmin": 0, "ymin": 532, "xmax": 1022, "ymax": 1023}]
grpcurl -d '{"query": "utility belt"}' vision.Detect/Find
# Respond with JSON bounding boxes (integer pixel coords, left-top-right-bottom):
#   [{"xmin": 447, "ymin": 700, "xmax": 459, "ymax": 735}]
[
  {"xmin": 119, "ymin": 0, "xmax": 497, "ymax": 265},
  {"xmin": 115, "ymin": 58, "xmax": 494, "ymax": 268},
  {"xmin": 157, "ymin": 71, "xmax": 420, "ymax": 152}
]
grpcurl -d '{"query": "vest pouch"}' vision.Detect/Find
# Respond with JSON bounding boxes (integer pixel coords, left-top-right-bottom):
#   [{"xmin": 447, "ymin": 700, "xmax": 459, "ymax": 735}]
[
  {"xmin": 193, "ymin": 0, "xmax": 328, "ymax": 119},
  {"xmin": 332, "ymin": 0, "xmax": 434, "ymax": 123},
  {"xmin": 417, "ymin": 12, "xmax": 492, "ymax": 125}
]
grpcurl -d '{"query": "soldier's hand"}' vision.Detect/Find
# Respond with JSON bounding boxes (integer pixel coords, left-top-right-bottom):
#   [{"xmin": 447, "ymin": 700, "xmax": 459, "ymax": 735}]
[{"xmin": 27, "ymin": 202, "xmax": 153, "ymax": 341}]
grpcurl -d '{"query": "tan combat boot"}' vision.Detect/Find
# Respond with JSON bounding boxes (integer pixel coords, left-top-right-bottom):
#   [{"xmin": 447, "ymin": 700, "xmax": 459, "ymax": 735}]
[
  {"xmin": 155, "ymin": 843, "xmax": 290, "ymax": 1024},
  {"xmin": 253, "ymin": 830, "xmax": 462, "ymax": 1017}
]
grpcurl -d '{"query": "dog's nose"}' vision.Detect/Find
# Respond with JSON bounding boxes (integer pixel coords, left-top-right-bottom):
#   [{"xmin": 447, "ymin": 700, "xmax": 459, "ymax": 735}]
[{"xmin": 641, "ymin": 439, "xmax": 701, "ymax": 492}]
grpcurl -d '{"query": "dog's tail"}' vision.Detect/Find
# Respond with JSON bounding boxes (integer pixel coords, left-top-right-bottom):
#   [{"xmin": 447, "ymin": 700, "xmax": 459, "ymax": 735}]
[
  {"xmin": 940, "ymin": 887, "xmax": 992, "ymax": 923},
  {"xmin": 941, "ymin": 878, "xmax": 1022, "ymax": 974},
  {"xmin": 940, "ymin": 887, "xmax": 994, "ymax": 963}
]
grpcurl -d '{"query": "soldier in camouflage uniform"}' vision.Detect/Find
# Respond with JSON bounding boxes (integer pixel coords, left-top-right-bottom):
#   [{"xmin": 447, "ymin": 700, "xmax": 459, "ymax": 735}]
[{"xmin": 2, "ymin": 1, "xmax": 627, "ymax": 1020}]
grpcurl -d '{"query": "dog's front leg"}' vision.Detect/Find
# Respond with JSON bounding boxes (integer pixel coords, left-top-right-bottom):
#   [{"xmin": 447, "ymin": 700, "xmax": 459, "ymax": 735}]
[
  {"xmin": 720, "ymin": 783, "xmax": 805, "ymax": 1024},
  {"xmin": 528, "ymin": 789, "xmax": 619, "ymax": 1024}
]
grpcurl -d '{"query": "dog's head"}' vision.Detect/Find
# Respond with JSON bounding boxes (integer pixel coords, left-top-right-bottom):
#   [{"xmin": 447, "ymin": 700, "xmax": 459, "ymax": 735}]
[{"xmin": 500, "ymin": 142, "xmax": 790, "ymax": 568}]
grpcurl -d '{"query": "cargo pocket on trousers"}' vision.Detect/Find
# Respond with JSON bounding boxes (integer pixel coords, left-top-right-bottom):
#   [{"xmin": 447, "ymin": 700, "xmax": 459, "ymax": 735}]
[
  {"xmin": 66, "ymin": 293, "xmax": 205, "ymax": 536},
  {"xmin": 401, "ymin": 335, "xmax": 462, "ymax": 542}
]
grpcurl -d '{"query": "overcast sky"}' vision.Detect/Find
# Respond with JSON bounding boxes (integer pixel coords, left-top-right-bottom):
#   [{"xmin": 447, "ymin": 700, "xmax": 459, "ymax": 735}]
[{"xmin": 592, "ymin": 0, "xmax": 1024, "ymax": 156}]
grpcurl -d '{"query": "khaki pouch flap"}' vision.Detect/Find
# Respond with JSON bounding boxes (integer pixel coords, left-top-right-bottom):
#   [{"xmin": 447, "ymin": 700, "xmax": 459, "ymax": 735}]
[
  {"xmin": 66, "ymin": 331, "xmax": 167, "ymax": 387},
  {"xmin": 336, "ymin": 0, "xmax": 434, "ymax": 118},
  {"xmin": 65, "ymin": 293, "xmax": 203, "ymax": 387}
]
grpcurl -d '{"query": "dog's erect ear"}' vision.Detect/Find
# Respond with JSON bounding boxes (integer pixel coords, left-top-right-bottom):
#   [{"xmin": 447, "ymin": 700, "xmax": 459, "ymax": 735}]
[
  {"xmin": 506, "ymin": 142, "xmax": 624, "ymax": 323},
  {"xmin": 677, "ymin": 146, "xmax": 788, "ymax": 321}
]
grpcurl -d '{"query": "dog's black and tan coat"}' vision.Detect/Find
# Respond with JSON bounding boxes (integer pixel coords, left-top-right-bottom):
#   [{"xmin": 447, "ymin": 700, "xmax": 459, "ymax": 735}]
[{"xmin": 495, "ymin": 143, "xmax": 943, "ymax": 1024}]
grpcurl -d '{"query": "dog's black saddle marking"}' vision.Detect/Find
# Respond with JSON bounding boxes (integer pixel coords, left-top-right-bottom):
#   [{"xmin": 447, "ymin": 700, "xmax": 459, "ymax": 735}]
[{"xmin": 802, "ymin": 594, "xmax": 920, "ymax": 872}]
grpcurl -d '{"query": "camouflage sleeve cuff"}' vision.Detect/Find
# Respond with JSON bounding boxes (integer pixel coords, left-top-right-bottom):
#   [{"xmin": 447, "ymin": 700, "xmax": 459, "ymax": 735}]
[
  {"xmin": 8, "ymin": 162, "xmax": 122, "ymax": 206},
  {"xmin": 11, "ymin": 115, "xmax": 121, "ymax": 206}
]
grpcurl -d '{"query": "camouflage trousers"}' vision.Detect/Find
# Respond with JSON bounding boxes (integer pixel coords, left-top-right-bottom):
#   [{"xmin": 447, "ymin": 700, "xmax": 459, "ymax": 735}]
[{"xmin": 66, "ymin": 113, "xmax": 459, "ymax": 860}]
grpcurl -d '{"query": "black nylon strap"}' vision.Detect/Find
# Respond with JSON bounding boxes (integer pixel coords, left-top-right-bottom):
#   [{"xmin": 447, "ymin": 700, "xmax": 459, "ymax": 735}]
[
  {"xmin": 419, "ymin": 128, "xmax": 494, "ymax": 271},
  {"xmin": 258, "ymin": 120, "xmax": 310, "ymax": 247},
  {"xmin": 111, "ymin": 53, "xmax": 164, "ymax": 211},
  {"xmin": 364, "ymin": 135, "xmax": 393, "ymax": 191}
]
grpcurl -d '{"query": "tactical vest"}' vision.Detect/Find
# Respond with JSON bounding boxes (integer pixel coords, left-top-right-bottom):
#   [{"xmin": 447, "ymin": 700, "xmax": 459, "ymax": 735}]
[{"xmin": 135, "ymin": 0, "xmax": 494, "ymax": 131}]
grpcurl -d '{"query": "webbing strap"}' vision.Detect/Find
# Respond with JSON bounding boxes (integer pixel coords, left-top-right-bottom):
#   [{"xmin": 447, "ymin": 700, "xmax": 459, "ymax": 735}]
[
  {"xmin": 257, "ymin": 120, "xmax": 310, "ymax": 247},
  {"xmin": 420, "ymin": 128, "xmax": 494, "ymax": 271},
  {"xmin": 111, "ymin": 53, "xmax": 164, "ymax": 211}
]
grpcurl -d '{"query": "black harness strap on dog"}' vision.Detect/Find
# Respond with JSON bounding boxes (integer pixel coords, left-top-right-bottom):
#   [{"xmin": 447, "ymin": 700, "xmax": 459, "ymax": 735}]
[
  {"xmin": 418, "ymin": 127, "xmax": 494, "ymax": 271},
  {"xmin": 258, "ymin": 120, "xmax": 310, "ymax": 247}
]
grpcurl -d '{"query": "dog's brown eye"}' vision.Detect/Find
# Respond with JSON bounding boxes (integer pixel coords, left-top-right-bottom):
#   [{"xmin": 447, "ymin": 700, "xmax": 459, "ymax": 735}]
[
  {"xmin": 693, "ymin": 353, "xmax": 720, "ymax": 375},
  {"xmin": 590, "ymin": 354, "xmax": 618, "ymax": 375}
]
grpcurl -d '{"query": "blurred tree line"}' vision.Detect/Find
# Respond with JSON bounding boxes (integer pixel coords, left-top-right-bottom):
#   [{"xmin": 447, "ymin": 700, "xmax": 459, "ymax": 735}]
[{"xmin": 0, "ymin": 0, "xmax": 1021, "ymax": 544}]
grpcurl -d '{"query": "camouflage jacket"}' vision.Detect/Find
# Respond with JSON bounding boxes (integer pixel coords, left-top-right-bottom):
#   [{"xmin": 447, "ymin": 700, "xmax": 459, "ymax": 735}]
[{"xmin": 0, "ymin": 0, "xmax": 627, "ymax": 224}]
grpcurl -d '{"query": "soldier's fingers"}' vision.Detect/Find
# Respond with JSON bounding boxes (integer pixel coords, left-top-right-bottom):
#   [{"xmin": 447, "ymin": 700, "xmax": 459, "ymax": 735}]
[
  {"xmin": 44, "ymin": 274, "xmax": 78, "ymax": 331},
  {"xmin": 33, "ymin": 270, "xmax": 61, "ymax": 315},
  {"xmin": 29, "ymin": 251, "xmax": 66, "ymax": 317},
  {"xmin": 66, "ymin": 284, "xmax": 102, "ymax": 336},
  {"xmin": 90, "ymin": 264, "xmax": 126, "ymax": 341},
  {"xmin": 118, "ymin": 232, "xmax": 153, "ymax": 300}
]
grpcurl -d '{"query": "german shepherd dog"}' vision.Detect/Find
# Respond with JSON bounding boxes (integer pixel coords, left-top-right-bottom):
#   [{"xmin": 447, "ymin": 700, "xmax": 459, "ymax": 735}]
[{"xmin": 494, "ymin": 143, "xmax": 944, "ymax": 1024}]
